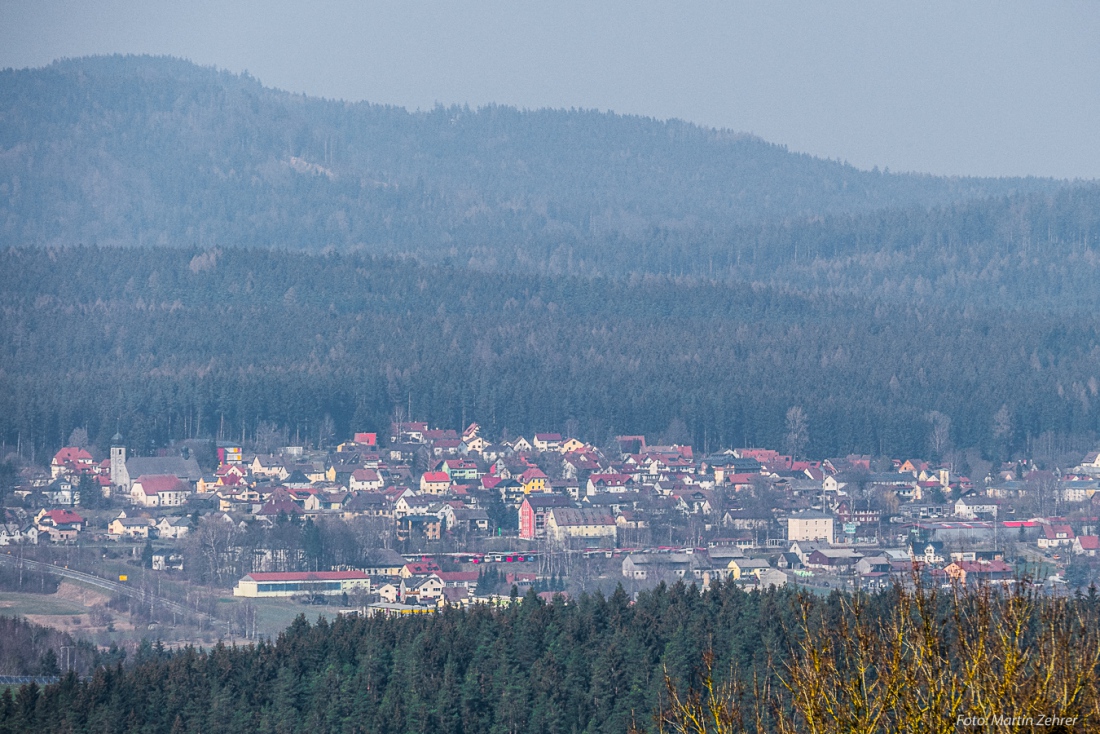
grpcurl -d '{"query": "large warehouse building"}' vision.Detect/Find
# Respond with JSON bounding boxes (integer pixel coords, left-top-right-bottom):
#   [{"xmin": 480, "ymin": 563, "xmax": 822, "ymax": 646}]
[{"xmin": 233, "ymin": 571, "xmax": 371, "ymax": 598}]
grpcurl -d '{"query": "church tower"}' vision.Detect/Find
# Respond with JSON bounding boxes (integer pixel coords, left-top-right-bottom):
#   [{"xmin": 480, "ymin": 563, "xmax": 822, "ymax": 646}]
[{"xmin": 110, "ymin": 432, "xmax": 128, "ymax": 494}]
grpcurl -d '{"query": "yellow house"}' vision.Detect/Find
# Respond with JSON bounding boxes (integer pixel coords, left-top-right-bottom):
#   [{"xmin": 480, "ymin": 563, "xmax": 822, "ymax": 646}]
[
  {"xmin": 520, "ymin": 468, "xmax": 549, "ymax": 493},
  {"xmin": 301, "ymin": 465, "xmax": 327, "ymax": 483},
  {"xmin": 728, "ymin": 558, "xmax": 771, "ymax": 580},
  {"xmin": 559, "ymin": 438, "xmax": 585, "ymax": 454},
  {"xmin": 108, "ymin": 516, "xmax": 155, "ymax": 539},
  {"xmin": 420, "ymin": 471, "xmax": 451, "ymax": 494},
  {"xmin": 251, "ymin": 455, "xmax": 288, "ymax": 479}
]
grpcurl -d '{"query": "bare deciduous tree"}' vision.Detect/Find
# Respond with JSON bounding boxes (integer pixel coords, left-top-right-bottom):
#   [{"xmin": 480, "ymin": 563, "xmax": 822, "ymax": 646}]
[
  {"xmin": 785, "ymin": 406, "xmax": 809, "ymax": 459},
  {"xmin": 67, "ymin": 427, "xmax": 89, "ymax": 449},
  {"xmin": 993, "ymin": 404, "xmax": 1014, "ymax": 449},
  {"xmin": 254, "ymin": 420, "xmax": 284, "ymax": 453},
  {"xmin": 653, "ymin": 578, "xmax": 1100, "ymax": 734},
  {"xmin": 926, "ymin": 411, "xmax": 951, "ymax": 459},
  {"xmin": 318, "ymin": 413, "xmax": 336, "ymax": 449}
]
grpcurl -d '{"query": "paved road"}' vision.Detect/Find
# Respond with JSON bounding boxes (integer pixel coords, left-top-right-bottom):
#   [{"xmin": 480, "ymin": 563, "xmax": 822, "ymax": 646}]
[{"xmin": 0, "ymin": 553, "xmax": 215, "ymax": 621}]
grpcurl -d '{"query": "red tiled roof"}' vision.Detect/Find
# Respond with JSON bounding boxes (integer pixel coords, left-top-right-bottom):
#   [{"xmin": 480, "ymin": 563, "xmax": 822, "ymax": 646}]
[
  {"xmin": 53, "ymin": 447, "xmax": 93, "ymax": 465},
  {"xmin": 591, "ymin": 473, "xmax": 631, "ymax": 485},
  {"xmin": 258, "ymin": 499, "xmax": 304, "ymax": 515},
  {"xmin": 1043, "ymin": 524, "xmax": 1075, "ymax": 539},
  {"xmin": 422, "ymin": 471, "xmax": 450, "ymax": 483},
  {"xmin": 41, "ymin": 509, "xmax": 84, "ymax": 525},
  {"xmin": 134, "ymin": 474, "xmax": 188, "ymax": 495}
]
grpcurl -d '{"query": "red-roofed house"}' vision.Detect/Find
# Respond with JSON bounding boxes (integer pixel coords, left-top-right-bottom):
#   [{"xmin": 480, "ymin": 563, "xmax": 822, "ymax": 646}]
[
  {"xmin": 1037, "ymin": 523, "xmax": 1076, "ymax": 549},
  {"xmin": 586, "ymin": 473, "xmax": 634, "ymax": 495},
  {"xmin": 562, "ymin": 451, "xmax": 603, "ymax": 479},
  {"xmin": 442, "ymin": 459, "xmax": 480, "ymax": 481},
  {"xmin": 349, "ymin": 468, "xmax": 384, "ymax": 492},
  {"xmin": 735, "ymin": 448, "xmax": 782, "ymax": 465},
  {"xmin": 533, "ymin": 433, "xmax": 563, "ymax": 452},
  {"xmin": 420, "ymin": 471, "xmax": 451, "ymax": 495},
  {"xmin": 130, "ymin": 474, "xmax": 192, "ymax": 507},
  {"xmin": 35, "ymin": 508, "xmax": 85, "ymax": 542},
  {"xmin": 258, "ymin": 497, "xmax": 305, "ymax": 517},
  {"xmin": 1073, "ymin": 535, "xmax": 1100, "ymax": 557},
  {"xmin": 723, "ymin": 473, "xmax": 757, "ymax": 490},
  {"xmin": 51, "ymin": 447, "xmax": 95, "ymax": 478},
  {"xmin": 215, "ymin": 463, "xmax": 248, "ymax": 485},
  {"xmin": 401, "ymin": 561, "xmax": 442, "ymax": 578},
  {"xmin": 35, "ymin": 508, "xmax": 85, "ymax": 532},
  {"xmin": 520, "ymin": 467, "xmax": 549, "ymax": 494}
]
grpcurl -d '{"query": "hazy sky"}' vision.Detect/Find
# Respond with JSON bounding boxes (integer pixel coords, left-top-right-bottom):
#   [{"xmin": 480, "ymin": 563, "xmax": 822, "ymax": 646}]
[{"xmin": 2, "ymin": 1, "xmax": 1098, "ymax": 179}]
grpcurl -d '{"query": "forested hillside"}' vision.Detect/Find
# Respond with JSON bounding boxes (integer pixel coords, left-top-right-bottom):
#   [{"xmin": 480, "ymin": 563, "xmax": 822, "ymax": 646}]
[
  {"xmin": 4, "ymin": 581, "xmax": 1098, "ymax": 734},
  {"xmin": 0, "ymin": 584, "xmax": 818, "ymax": 734},
  {"xmin": 0, "ymin": 585, "xmax": 805, "ymax": 734},
  {"xmin": 3, "ymin": 246, "xmax": 1100, "ymax": 463},
  {"xmin": 3, "ymin": 56, "xmax": 1100, "ymax": 461},
  {"xmin": 0, "ymin": 56, "xmax": 1081, "ymax": 296}
]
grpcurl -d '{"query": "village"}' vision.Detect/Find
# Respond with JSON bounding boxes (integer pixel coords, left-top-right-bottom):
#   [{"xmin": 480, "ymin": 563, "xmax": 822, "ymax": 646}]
[{"xmin": 5, "ymin": 419, "xmax": 1100, "ymax": 630}]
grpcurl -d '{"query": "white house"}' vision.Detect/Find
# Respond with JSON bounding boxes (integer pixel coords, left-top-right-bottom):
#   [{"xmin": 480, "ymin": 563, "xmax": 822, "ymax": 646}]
[
  {"xmin": 545, "ymin": 507, "xmax": 617, "ymax": 544},
  {"xmin": 130, "ymin": 475, "xmax": 192, "ymax": 507},
  {"xmin": 787, "ymin": 511, "xmax": 835, "ymax": 542},
  {"xmin": 349, "ymin": 468, "xmax": 384, "ymax": 492},
  {"xmin": 156, "ymin": 516, "xmax": 192, "ymax": 539}
]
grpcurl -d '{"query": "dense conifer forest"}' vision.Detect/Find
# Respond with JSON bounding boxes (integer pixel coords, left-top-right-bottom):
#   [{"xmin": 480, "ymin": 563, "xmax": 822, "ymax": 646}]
[
  {"xmin": 3, "ymin": 246, "xmax": 1100, "ymax": 463},
  {"xmin": 1, "ymin": 584, "xmax": 791, "ymax": 733},
  {"xmin": 2, "ymin": 581, "xmax": 1098, "ymax": 734}
]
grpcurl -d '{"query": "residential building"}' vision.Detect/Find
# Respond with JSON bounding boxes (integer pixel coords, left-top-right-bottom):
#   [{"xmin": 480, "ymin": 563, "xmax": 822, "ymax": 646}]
[
  {"xmin": 519, "ymin": 495, "xmax": 574, "ymax": 539},
  {"xmin": 787, "ymin": 511, "xmax": 835, "ymax": 542},
  {"xmin": 108, "ymin": 516, "xmax": 156, "ymax": 540},
  {"xmin": 545, "ymin": 507, "xmax": 617, "ymax": 544},
  {"xmin": 233, "ymin": 571, "xmax": 371, "ymax": 598},
  {"xmin": 1037, "ymin": 523, "xmax": 1075, "ymax": 550},
  {"xmin": 420, "ymin": 471, "xmax": 451, "ymax": 495},
  {"xmin": 130, "ymin": 474, "xmax": 192, "ymax": 507}
]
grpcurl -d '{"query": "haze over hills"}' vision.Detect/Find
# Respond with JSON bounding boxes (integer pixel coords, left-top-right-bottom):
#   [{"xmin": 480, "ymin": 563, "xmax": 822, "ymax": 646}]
[
  {"xmin": 2, "ymin": 55, "xmax": 1092, "ymax": 298},
  {"xmin": 4, "ymin": 55, "xmax": 1100, "ymax": 459}
]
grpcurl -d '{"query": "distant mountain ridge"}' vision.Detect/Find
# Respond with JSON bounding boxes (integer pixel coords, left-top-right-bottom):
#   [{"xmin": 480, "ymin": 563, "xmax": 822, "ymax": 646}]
[{"xmin": 0, "ymin": 55, "xmax": 1070, "ymax": 264}]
